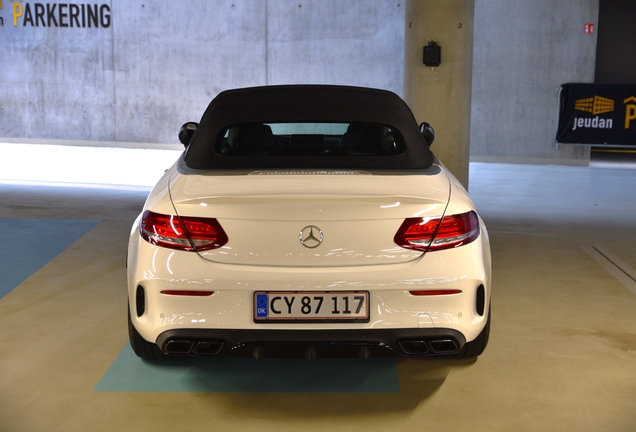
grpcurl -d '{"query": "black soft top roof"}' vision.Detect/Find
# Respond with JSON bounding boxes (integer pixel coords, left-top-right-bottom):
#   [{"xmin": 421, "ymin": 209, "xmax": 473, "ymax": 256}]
[{"xmin": 184, "ymin": 85, "xmax": 434, "ymax": 170}]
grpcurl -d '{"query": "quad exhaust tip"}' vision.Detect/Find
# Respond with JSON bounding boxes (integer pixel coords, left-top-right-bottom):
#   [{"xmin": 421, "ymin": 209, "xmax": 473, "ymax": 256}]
[
  {"xmin": 163, "ymin": 339, "xmax": 224, "ymax": 356},
  {"xmin": 399, "ymin": 339, "xmax": 460, "ymax": 355}
]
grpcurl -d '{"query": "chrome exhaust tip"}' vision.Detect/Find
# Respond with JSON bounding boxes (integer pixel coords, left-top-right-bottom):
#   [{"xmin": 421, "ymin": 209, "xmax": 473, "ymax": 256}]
[
  {"xmin": 429, "ymin": 339, "xmax": 460, "ymax": 354},
  {"xmin": 193, "ymin": 341, "xmax": 224, "ymax": 356},
  {"xmin": 398, "ymin": 340, "xmax": 431, "ymax": 355},
  {"xmin": 163, "ymin": 339, "xmax": 195, "ymax": 355}
]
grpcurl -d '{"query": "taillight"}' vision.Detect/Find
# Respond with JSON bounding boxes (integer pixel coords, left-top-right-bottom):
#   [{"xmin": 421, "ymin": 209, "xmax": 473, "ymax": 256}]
[
  {"xmin": 394, "ymin": 210, "xmax": 479, "ymax": 252},
  {"xmin": 140, "ymin": 210, "xmax": 228, "ymax": 251}
]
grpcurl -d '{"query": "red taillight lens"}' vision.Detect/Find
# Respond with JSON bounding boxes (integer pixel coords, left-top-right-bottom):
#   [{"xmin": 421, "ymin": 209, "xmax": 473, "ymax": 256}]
[
  {"xmin": 140, "ymin": 210, "xmax": 228, "ymax": 251},
  {"xmin": 394, "ymin": 211, "xmax": 480, "ymax": 252}
]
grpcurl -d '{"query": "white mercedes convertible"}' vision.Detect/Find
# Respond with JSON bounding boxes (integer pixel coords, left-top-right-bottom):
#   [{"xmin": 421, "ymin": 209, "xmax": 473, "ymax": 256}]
[{"xmin": 127, "ymin": 85, "xmax": 491, "ymax": 360}]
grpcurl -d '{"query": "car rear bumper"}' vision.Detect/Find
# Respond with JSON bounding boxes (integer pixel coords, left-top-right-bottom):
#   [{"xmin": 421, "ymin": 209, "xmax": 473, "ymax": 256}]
[{"xmin": 155, "ymin": 327, "xmax": 467, "ymax": 358}]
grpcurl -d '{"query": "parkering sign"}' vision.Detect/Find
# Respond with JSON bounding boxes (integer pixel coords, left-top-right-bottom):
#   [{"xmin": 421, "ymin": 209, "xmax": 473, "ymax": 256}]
[
  {"xmin": 556, "ymin": 83, "xmax": 636, "ymax": 146},
  {"xmin": 1, "ymin": 1, "xmax": 111, "ymax": 28}
]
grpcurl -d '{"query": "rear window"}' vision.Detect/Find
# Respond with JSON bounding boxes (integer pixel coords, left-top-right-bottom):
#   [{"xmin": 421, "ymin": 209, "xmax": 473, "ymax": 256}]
[{"xmin": 214, "ymin": 122, "xmax": 405, "ymax": 157}]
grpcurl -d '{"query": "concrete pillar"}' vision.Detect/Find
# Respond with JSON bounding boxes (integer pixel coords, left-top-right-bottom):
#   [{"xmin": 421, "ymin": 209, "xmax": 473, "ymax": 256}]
[{"xmin": 404, "ymin": 0, "xmax": 475, "ymax": 188}]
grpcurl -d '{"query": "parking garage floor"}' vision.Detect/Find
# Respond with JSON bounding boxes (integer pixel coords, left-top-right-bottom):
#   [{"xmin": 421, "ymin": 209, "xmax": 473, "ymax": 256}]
[{"xmin": 1, "ymin": 161, "xmax": 635, "ymax": 431}]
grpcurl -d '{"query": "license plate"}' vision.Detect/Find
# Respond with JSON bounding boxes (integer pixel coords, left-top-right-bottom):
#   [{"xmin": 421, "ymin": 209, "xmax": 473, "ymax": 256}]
[{"xmin": 254, "ymin": 291, "xmax": 370, "ymax": 323}]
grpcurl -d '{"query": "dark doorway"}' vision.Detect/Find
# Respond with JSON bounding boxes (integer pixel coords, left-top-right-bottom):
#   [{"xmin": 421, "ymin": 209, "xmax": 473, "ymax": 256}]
[
  {"xmin": 595, "ymin": 0, "xmax": 636, "ymax": 84},
  {"xmin": 592, "ymin": 0, "xmax": 636, "ymax": 164}
]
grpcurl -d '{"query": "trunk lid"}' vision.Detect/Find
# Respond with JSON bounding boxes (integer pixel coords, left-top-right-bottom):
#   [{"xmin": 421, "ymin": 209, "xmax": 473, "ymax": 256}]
[{"xmin": 168, "ymin": 169, "xmax": 450, "ymax": 267}]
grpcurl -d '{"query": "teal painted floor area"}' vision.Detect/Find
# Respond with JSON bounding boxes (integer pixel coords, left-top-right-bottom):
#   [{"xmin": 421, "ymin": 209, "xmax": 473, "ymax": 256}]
[
  {"xmin": 0, "ymin": 218, "xmax": 101, "ymax": 299},
  {"xmin": 96, "ymin": 342, "xmax": 401, "ymax": 393}
]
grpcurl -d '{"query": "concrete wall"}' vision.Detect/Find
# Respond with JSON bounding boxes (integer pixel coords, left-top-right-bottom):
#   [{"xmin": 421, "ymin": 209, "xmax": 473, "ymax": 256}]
[
  {"xmin": 470, "ymin": 0, "xmax": 599, "ymax": 165},
  {"xmin": 0, "ymin": 0, "xmax": 405, "ymax": 147},
  {"xmin": 1, "ymin": 0, "xmax": 602, "ymax": 166}
]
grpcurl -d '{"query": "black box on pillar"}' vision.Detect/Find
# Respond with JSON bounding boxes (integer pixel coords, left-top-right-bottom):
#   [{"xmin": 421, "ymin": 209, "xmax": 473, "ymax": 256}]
[{"xmin": 423, "ymin": 40, "xmax": 441, "ymax": 67}]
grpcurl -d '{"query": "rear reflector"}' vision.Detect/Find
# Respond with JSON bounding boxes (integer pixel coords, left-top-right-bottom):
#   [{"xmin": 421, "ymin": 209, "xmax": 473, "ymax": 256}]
[
  {"xmin": 409, "ymin": 290, "xmax": 462, "ymax": 296},
  {"xmin": 160, "ymin": 290, "xmax": 215, "ymax": 296},
  {"xmin": 140, "ymin": 210, "xmax": 228, "ymax": 251},
  {"xmin": 394, "ymin": 211, "xmax": 479, "ymax": 252}
]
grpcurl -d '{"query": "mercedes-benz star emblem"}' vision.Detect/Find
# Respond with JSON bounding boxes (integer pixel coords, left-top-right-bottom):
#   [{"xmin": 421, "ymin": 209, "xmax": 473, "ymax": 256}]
[{"xmin": 299, "ymin": 225, "xmax": 324, "ymax": 249}]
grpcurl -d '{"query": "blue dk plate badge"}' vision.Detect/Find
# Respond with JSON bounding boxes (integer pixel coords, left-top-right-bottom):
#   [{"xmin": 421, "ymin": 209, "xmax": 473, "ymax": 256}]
[{"xmin": 255, "ymin": 293, "xmax": 268, "ymax": 318}]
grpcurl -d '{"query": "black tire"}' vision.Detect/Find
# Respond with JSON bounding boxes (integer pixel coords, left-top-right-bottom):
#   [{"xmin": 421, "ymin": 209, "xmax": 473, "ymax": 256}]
[
  {"xmin": 452, "ymin": 306, "xmax": 490, "ymax": 359},
  {"xmin": 128, "ymin": 305, "xmax": 171, "ymax": 359}
]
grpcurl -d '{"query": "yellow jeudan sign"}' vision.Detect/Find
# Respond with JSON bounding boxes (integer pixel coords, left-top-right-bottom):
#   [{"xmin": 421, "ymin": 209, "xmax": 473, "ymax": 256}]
[{"xmin": 557, "ymin": 83, "xmax": 636, "ymax": 145}]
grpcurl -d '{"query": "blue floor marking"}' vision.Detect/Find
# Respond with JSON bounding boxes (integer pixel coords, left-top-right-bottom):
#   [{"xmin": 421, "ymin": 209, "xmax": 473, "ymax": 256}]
[
  {"xmin": 95, "ymin": 342, "xmax": 401, "ymax": 393},
  {"xmin": 0, "ymin": 218, "xmax": 101, "ymax": 300}
]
